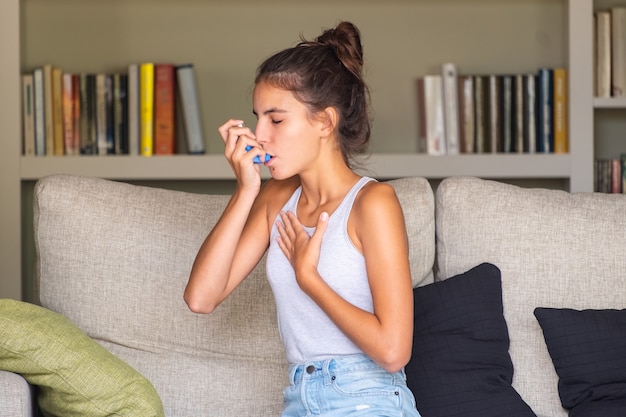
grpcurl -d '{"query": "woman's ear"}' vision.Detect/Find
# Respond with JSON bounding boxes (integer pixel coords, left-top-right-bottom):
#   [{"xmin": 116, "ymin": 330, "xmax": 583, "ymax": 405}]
[{"xmin": 318, "ymin": 106, "xmax": 338, "ymax": 137}]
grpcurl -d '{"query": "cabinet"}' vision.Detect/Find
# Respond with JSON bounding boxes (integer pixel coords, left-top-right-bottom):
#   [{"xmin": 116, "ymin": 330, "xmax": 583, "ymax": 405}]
[{"xmin": 0, "ymin": 0, "xmax": 604, "ymax": 299}]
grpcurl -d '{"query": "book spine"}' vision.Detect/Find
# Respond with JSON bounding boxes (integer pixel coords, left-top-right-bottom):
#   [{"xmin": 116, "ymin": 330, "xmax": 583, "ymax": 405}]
[
  {"xmin": 537, "ymin": 68, "xmax": 554, "ymax": 153},
  {"xmin": 474, "ymin": 75, "xmax": 488, "ymax": 153},
  {"xmin": 71, "ymin": 74, "xmax": 80, "ymax": 155},
  {"xmin": 176, "ymin": 64, "xmax": 205, "ymax": 154},
  {"xmin": 140, "ymin": 63, "xmax": 155, "ymax": 156},
  {"xmin": 52, "ymin": 68, "xmax": 65, "ymax": 155},
  {"xmin": 95, "ymin": 73, "xmax": 108, "ymax": 155},
  {"xmin": 127, "ymin": 64, "xmax": 140, "ymax": 156},
  {"xmin": 21, "ymin": 74, "xmax": 36, "ymax": 156},
  {"xmin": 524, "ymin": 73, "xmax": 537, "ymax": 153},
  {"xmin": 552, "ymin": 68, "xmax": 568, "ymax": 154},
  {"xmin": 33, "ymin": 68, "xmax": 46, "ymax": 156},
  {"xmin": 596, "ymin": 11, "xmax": 611, "ymax": 97},
  {"xmin": 501, "ymin": 75, "xmax": 514, "ymax": 153},
  {"xmin": 62, "ymin": 73, "xmax": 75, "ymax": 155},
  {"xmin": 113, "ymin": 73, "xmax": 129, "ymax": 154},
  {"xmin": 514, "ymin": 74, "xmax": 524, "ymax": 153},
  {"xmin": 612, "ymin": 7, "xmax": 626, "ymax": 96},
  {"xmin": 457, "ymin": 75, "xmax": 475, "ymax": 153},
  {"xmin": 611, "ymin": 159, "xmax": 622, "ymax": 193},
  {"xmin": 441, "ymin": 63, "xmax": 460, "ymax": 155},
  {"xmin": 43, "ymin": 65, "xmax": 54, "ymax": 155},
  {"xmin": 488, "ymin": 75, "xmax": 501, "ymax": 153},
  {"xmin": 154, "ymin": 63, "xmax": 176, "ymax": 155},
  {"xmin": 417, "ymin": 75, "xmax": 445, "ymax": 155}
]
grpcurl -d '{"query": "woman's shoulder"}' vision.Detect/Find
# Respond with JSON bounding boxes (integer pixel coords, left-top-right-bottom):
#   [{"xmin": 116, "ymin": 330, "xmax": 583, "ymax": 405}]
[{"xmin": 354, "ymin": 180, "xmax": 402, "ymax": 218}]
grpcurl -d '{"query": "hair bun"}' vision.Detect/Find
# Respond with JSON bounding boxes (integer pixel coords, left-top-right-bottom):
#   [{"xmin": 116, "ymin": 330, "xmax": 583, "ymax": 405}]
[{"xmin": 316, "ymin": 21, "xmax": 364, "ymax": 79}]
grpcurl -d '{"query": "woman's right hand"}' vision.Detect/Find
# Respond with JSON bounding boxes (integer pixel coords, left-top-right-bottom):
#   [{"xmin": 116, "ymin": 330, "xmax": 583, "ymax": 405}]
[{"xmin": 218, "ymin": 119, "xmax": 263, "ymax": 192}]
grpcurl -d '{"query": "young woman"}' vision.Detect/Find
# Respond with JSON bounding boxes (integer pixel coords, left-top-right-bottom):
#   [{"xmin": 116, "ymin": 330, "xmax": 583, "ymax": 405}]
[{"xmin": 184, "ymin": 21, "xmax": 421, "ymax": 417}]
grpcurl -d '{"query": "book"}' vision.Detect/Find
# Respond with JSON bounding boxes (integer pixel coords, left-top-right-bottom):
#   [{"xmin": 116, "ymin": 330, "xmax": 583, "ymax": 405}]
[
  {"xmin": 536, "ymin": 68, "xmax": 554, "ymax": 153},
  {"xmin": 487, "ymin": 74, "xmax": 501, "ymax": 153},
  {"xmin": 140, "ymin": 63, "xmax": 155, "ymax": 156},
  {"xmin": 33, "ymin": 68, "xmax": 46, "ymax": 156},
  {"xmin": 457, "ymin": 75, "xmax": 475, "ymax": 153},
  {"xmin": 127, "ymin": 64, "xmax": 139, "ymax": 156},
  {"xmin": 523, "ymin": 73, "xmax": 537, "ymax": 153},
  {"xmin": 612, "ymin": 7, "xmax": 626, "ymax": 97},
  {"xmin": 79, "ymin": 73, "xmax": 97, "ymax": 155},
  {"xmin": 43, "ymin": 65, "xmax": 54, "ymax": 155},
  {"xmin": 154, "ymin": 63, "xmax": 176, "ymax": 155},
  {"xmin": 21, "ymin": 74, "xmax": 35, "ymax": 156},
  {"xmin": 552, "ymin": 68, "xmax": 568, "ymax": 154},
  {"xmin": 473, "ymin": 75, "xmax": 489, "ymax": 153},
  {"xmin": 500, "ymin": 75, "xmax": 514, "ymax": 153},
  {"xmin": 611, "ymin": 158, "xmax": 622, "ymax": 193},
  {"xmin": 51, "ymin": 67, "xmax": 65, "ymax": 155},
  {"xmin": 595, "ymin": 10, "xmax": 611, "ymax": 97},
  {"xmin": 176, "ymin": 64, "xmax": 205, "ymax": 154},
  {"xmin": 61, "ymin": 73, "xmax": 77, "ymax": 155},
  {"xmin": 622, "ymin": 153, "xmax": 626, "ymax": 194},
  {"xmin": 95, "ymin": 73, "xmax": 113, "ymax": 155},
  {"xmin": 416, "ymin": 75, "xmax": 445, "ymax": 155},
  {"xmin": 113, "ymin": 73, "xmax": 128, "ymax": 155},
  {"xmin": 514, "ymin": 74, "xmax": 525, "ymax": 153},
  {"xmin": 441, "ymin": 63, "xmax": 460, "ymax": 155}
]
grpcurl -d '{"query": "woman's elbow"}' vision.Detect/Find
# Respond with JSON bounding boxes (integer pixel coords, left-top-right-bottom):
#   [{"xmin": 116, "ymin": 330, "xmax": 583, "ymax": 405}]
[{"xmin": 183, "ymin": 289, "xmax": 217, "ymax": 314}]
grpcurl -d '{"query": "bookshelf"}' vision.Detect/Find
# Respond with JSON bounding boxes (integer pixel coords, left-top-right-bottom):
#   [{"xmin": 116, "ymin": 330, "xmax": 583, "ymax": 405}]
[{"xmin": 1, "ymin": 0, "xmax": 613, "ymax": 300}]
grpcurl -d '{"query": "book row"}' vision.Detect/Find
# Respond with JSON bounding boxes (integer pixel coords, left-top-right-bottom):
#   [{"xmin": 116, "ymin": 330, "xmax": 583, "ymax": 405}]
[
  {"xmin": 417, "ymin": 64, "xmax": 567, "ymax": 156},
  {"xmin": 21, "ymin": 63, "xmax": 205, "ymax": 157},
  {"xmin": 595, "ymin": 156, "xmax": 626, "ymax": 194},
  {"xmin": 595, "ymin": 7, "xmax": 626, "ymax": 98}
]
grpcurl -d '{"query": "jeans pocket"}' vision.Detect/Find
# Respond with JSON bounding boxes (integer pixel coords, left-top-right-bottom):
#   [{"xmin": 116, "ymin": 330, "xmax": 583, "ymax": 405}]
[{"xmin": 331, "ymin": 370, "xmax": 399, "ymax": 398}]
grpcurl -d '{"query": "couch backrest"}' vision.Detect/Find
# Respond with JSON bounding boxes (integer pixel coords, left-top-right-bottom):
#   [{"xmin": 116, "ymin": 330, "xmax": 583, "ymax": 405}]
[
  {"xmin": 33, "ymin": 174, "xmax": 434, "ymax": 417},
  {"xmin": 435, "ymin": 176, "xmax": 626, "ymax": 417}
]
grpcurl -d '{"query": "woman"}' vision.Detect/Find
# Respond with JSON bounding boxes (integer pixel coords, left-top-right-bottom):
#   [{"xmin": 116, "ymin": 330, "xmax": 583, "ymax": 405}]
[{"xmin": 184, "ymin": 21, "xmax": 421, "ymax": 417}]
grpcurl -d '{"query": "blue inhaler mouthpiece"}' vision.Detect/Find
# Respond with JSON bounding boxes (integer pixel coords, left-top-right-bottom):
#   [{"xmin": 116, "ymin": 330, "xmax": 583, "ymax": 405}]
[{"xmin": 245, "ymin": 145, "xmax": 272, "ymax": 164}]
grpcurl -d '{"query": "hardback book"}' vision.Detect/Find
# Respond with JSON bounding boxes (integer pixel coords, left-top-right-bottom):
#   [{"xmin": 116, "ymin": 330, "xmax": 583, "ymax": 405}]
[
  {"xmin": 62, "ymin": 73, "xmax": 76, "ymax": 155},
  {"xmin": 457, "ymin": 75, "xmax": 475, "ymax": 153},
  {"xmin": 52, "ymin": 67, "xmax": 65, "ymax": 155},
  {"xmin": 537, "ymin": 68, "xmax": 554, "ymax": 153},
  {"xmin": 154, "ymin": 63, "xmax": 176, "ymax": 155},
  {"xmin": 595, "ymin": 10, "xmax": 611, "ymax": 97},
  {"xmin": 176, "ymin": 64, "xmax": 205, "ymax": 154},
  {"xmin": 21, "ymin": 74, "xmax": 35, "ymax": 156},
  {"xmin": 500, "ymin": 75, "xmax": 514, "ymax": 153},
  {"xmin": 611, "ymin": 158, "xmax": 622, "ymax": 193},
  {"xmin": 514, "ymin": 74, "xmax": 525, "ymax": 153},
  {"xmin": 473, "ymin": 75, "xmax": 489, "ymax": 153},
  {"xmin": 441, "ymin": 63, "xmax": 460, "ymax": 155},
  {"xmin": 113, "ymin": 73, "xmax": 128, "ymax": 155},
  {"xmin": 79, "ymin": 73, "xmax": 97, "ymax": 155},
  {"xmin": 523, "ymin": 73, "xmax": 537, "ymax": 153},
  {"xmin": 43, "ymin": 65, "xmax": 55, "ymax": 155},
  {"xmin": 33, "ymin": 68, "xmax": 46, "ymax": 156},
  {"xmin": 621, "ymin": 153, "xmax": 626, "ymax": 194},
  {"xmin": 127, "ymin": 64, "xmax": 140, "ymax": 156},
  {"xmin": 488, "ymin": 74, "xmax": 502, "ymax": 153},
  {"xmin": 612, "ymin": 7, "xmax": 626, "ymax": 97},
  {"xmin": 416, "ymin": 75, "xmax": 445, "ymax": 155},
  {"xmin": 552, "ymin": 68, "xmax": 568, "ymax": 154},
  {"xmin": 140, "ymin": 63, "xmax": 155, "ymax": 156},
  {"xmin": 95, "ymin": 73, "xmax": 114, "ymax": 155}
]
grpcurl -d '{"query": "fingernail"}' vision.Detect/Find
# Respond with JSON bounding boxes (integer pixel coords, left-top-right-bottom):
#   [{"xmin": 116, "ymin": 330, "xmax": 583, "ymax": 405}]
[{"xmin": 320, "ymin": 212, "xmax": 329, "ymax": 221}]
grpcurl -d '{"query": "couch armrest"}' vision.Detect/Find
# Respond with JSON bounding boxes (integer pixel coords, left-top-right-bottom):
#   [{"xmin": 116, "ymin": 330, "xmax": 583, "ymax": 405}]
[{"xmin": 0, "ymin": 370, "xmax": 36, "ymax": 417}]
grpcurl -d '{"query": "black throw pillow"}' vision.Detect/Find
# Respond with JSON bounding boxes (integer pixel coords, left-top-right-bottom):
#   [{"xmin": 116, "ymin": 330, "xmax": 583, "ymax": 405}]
[
  {"xmin": 534, "ymin": 307, "xmax": 626, "ymax": 417},
  {"xmin": 406, "ymin": 262, "xmax": 535, "ymax": 417}
]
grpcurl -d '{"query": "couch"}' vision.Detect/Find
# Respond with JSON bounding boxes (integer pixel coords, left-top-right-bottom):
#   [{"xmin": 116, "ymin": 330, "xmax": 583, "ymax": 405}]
[{"xmin": 2, "ymin": 174, "xmax": 626, "ymax": 417}]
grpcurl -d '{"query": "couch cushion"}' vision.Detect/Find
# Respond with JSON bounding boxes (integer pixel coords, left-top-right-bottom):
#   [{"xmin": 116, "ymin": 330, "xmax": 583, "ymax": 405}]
[
  {"xmin": 0, "ymin": 299, "xmax": 164, "ymax": 417},
  {"xmin": 407, "ymin": 262, "xmax": 535, "ymax": 417},
  {"xmin": 33, "ymin": 174, "xmax": 434, "ymax": 417},
  {"xmin": 435, "ymin": 177, "xmax": 626, "ymax": 417},
  {"xmin": 534, "ymin": 307, "xmax": 626, "ymax": 417}
]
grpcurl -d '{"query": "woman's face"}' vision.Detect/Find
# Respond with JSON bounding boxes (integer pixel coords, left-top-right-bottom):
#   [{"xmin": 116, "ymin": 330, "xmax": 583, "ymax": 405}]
[{"xmin": 252, "ymin": 81, "xmax": 323, "ymax": 180}]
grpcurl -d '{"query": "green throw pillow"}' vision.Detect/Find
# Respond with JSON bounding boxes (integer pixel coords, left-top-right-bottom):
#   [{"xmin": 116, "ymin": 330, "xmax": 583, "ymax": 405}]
[{"xmin": 0, "ymin": 299, "xmax": 164, "ymax": 417}]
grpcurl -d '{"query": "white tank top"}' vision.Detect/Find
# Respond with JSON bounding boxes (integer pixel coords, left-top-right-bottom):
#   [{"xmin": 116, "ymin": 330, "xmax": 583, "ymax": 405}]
[{"xmin": 266, "ymin": 176, "xmax": 375, "ymax": 365}]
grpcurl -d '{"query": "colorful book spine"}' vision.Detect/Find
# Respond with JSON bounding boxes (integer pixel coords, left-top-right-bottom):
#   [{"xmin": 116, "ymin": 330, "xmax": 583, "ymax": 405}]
[
  {"xmin": 553, "ymin": 68, "xmax": 568, "ymax": 154},
  {"xmin": 113, "ymin": 73, "xmax": 128, "ymax": 155},
  {"xmin": 33, "ymin": 68, "xmax": 46, "ymax": 156},
  {"xmin": 140, "ymin": 63, "xmax": 155, "ymax": 156},
  {"xmin": 176, "ymin": 64, "xmax": 205, "ymax": 154},
  {"xmin": 21, "ymin": 74, "xmax": 35, "ymax": 156},
  {"xmin": 52, "ymin": 67, "xmax": 65, "ymax": 155},
  {"xmin": 43, "ymin": 65, "xmax": 54, "ymax": 155},
  {"xmin": 154, "ymin": 64, "xmax": 176, "ymax": 155}
]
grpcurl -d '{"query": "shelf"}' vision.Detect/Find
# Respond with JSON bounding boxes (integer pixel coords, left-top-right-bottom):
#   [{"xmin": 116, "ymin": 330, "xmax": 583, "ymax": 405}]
[
  {"xmin": 594, "ymin": 97, "xmax": 626, "ymax": 108},
  {"xmin": 20, "ymin": 153, "xmax": 571, "ymax": 181}
]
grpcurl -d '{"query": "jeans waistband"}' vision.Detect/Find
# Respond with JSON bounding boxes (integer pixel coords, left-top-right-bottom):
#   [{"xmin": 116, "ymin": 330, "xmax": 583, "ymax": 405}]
[{"xmin": 288, "ymin": 354, "xmax": 395, "ymax": 385}]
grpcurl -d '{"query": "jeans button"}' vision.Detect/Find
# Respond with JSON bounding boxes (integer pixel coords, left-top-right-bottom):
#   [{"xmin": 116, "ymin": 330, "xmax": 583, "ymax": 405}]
[{"xmin": 306, "ymin": 365, "xmax": 316, "ymax": 374}]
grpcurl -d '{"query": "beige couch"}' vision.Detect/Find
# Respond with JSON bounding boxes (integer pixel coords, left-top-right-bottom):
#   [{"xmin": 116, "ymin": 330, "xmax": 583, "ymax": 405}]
[{"xmin": 2, "ymin": 174, "xmax": 626, "ymax": 417}]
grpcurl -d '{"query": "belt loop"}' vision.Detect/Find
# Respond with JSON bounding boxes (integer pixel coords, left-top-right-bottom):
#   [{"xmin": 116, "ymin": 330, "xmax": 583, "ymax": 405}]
[{"xmin": 288, "ymin": 364, "xmax": 299, "ymax": 385}]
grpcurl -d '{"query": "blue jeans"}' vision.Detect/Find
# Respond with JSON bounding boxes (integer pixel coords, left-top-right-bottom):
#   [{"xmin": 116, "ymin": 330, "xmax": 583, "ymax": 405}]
[{"xmin": 282, "ymin": 354, "xmax": 421, "ymax": 417}]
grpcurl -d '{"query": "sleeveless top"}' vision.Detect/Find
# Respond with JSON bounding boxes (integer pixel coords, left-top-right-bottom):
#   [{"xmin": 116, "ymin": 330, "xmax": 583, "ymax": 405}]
[{"xmin": 266, "ymin": 176, "xmax": 376, "ymax": 365}]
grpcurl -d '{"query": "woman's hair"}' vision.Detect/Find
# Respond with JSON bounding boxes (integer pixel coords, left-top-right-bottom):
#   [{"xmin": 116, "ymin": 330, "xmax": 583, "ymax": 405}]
[{"xmin": 255, "ymin": 21, "xmax": 371, "ymax": 167}]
